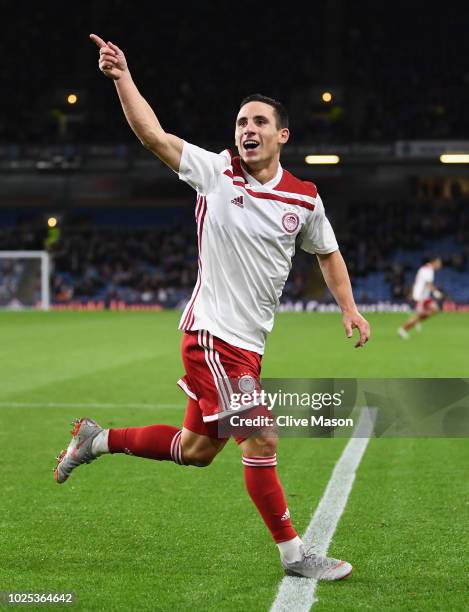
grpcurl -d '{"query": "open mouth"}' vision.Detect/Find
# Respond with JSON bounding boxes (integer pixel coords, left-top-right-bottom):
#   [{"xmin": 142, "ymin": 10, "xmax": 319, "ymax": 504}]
[{"xmin": 243, "ymin": 140, "xmax": 260, "ymax": 150}]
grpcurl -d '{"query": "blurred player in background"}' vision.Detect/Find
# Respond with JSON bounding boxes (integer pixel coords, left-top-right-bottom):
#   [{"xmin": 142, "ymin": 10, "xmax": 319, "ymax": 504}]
[
  {"xmin": 54, "ymin": 34, "xmax": 370, "ymax": 581},
  {"xmin": 398, "ymin": 256, "xmax": 443, "ymax": 339}
]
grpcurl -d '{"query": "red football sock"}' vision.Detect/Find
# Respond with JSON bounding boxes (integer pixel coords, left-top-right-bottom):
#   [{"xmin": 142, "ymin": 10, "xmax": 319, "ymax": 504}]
[
  {"xmin": 108, "ymin": 425, "xmax": 184, "ymax": 464},
  {"xmin": 243, "ymin": 455, "xmax": 297, "ymax": 543}
]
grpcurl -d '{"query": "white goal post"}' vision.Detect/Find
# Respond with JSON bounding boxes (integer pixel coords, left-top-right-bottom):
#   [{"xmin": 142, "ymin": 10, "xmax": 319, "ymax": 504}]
[{"xmin": 0, "ymin": 251, "xmax": 51, "ymax": 311}]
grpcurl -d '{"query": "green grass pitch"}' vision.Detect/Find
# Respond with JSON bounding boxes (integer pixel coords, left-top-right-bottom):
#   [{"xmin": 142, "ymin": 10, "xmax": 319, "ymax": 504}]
[{"xmin": 0, "ymin": 311, "xmax": 468, "ymax": 611}]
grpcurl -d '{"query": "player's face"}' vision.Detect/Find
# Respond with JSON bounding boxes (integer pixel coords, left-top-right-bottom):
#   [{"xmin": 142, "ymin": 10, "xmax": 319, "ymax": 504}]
[{"xmin": 235, "ymin": 101, "xmax": 289, "ymax": 167}]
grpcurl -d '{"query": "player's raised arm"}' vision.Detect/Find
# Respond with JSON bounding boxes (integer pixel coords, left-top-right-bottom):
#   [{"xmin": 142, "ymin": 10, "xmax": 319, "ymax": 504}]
[
  {"xmin": 89, "ymin": 34, "xmax": 183, "ymax": 172},
  {"xmin": 317, "ymin": 250, "xmax": 371, "ymax": 348}
]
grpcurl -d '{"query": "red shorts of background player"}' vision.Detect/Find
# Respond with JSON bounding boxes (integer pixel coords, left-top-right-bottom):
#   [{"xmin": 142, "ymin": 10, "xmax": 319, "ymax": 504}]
[
  {"xmin": 177, "ymin": 330, "xmax": 271, "ymax": 443},
  {"xmin": 415, "ymin": 298, "xmax": 435, "ymax": 313}
]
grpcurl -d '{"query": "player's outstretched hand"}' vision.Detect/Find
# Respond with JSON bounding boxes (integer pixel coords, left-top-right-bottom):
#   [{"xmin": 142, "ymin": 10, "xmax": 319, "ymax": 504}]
[
  {"xmin": 343, "ymin": 310, "xmax": 370, "ymax": 348},
  {"xmin": 89, "ymin": 34, "xmax": 127, "ymax": 80}
]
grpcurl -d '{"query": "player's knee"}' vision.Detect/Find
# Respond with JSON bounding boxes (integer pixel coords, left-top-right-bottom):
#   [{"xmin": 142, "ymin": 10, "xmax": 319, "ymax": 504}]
[
  {"xmin": 259, "ymin": 436, "xmax": 278, "ymax": 456},
  {"xmin": 243, "ymin": 431, "xmax": 278, "ymax": 456}
]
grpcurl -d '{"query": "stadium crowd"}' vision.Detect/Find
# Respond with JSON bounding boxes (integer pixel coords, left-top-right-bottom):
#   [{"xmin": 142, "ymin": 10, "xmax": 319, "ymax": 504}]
[
  {"xmin": 339, "ymin": 196, "xmax": 468, "ymax": 275},
  {"xmin": 0, "ymin": 195, "xmax": 467, "ymax": 307}
]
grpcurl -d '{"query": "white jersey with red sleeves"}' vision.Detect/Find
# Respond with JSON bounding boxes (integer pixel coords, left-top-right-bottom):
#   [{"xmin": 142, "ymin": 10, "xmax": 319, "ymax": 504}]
[
  {"xmin": 412, "ymin": 263, "xmax": 434, "ymax": 301},
  {"xmin": 176, "ymin": 142, "xmax": 339, "ymax": 354}
]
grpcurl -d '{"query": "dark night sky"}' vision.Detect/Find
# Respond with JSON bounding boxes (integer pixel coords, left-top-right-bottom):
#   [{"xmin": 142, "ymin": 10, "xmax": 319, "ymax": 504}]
[{"xmin": 2, "ymin": 1, "xmax": 468, "ymax": 144}]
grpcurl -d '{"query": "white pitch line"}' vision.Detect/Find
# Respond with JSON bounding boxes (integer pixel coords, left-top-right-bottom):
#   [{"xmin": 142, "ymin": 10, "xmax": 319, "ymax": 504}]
[
  {"xmin": 0, "ymin": 401, "xmax": 182, "ymax": 410},
  {"xmin": 270, "ymin": 408, "xmax": 377, "ymax": 612}
]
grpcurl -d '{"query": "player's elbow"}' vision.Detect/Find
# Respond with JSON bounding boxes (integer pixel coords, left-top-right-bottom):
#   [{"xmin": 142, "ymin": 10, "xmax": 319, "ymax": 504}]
[{"xmin": 140, "ymin": 132, "xmax": 165, "ymax": 153}]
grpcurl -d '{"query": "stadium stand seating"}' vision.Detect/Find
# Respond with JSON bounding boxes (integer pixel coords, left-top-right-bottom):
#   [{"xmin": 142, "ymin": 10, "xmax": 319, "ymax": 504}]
[{"xmin": 1, "ymin": 195, "xmax": 467, "ymax": 306}]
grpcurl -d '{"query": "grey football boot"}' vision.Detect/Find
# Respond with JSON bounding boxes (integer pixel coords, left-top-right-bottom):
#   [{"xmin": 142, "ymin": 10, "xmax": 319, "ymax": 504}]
[
  {"xmin": 282, "ymin": 546, "xmax": 352, "ymax": 580},
  {"xmin": 54, "ymin": 417, "xmax": 103, "ymax": 484}
]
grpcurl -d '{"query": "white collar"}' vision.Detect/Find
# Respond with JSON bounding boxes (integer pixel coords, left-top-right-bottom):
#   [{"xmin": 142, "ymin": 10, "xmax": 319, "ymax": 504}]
[{"xmin": 242, "ymin": 162, "xmax": 283, "ymax": 189}]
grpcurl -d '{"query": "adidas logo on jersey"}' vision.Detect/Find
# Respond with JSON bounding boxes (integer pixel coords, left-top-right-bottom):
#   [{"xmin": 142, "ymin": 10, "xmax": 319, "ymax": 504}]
[
  {"xmin": 231, "ymin": 195, "xmax": 244, "ymax": 208},
  {"xmin": 281, "ymin": 508, "xmax": 291, "ymax": 521}
]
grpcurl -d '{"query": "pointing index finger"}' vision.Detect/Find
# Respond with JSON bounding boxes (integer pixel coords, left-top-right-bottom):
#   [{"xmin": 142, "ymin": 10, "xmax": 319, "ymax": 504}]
[{"xmin": 89, "ymin": 33, "xmax": 106, "ymax": 48}]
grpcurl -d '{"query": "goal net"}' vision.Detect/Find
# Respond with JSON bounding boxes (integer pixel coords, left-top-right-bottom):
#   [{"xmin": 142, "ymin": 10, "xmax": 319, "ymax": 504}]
[{"xmin": 0, "ymin": 251, "xmax": 51, "ymax": 311}]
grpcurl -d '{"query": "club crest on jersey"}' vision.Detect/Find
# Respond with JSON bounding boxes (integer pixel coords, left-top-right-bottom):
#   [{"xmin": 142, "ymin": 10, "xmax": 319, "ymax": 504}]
[
  {"xmin": 282, "ymin": 212, "xmax": 300, "ymax": 234},
  {"xmin": 231, "ymin": 195, "xmax": 244, "ymax": 208},
  {"xmin": 238, "ymin": 374, "xmax": 256, "ymax": 394}
]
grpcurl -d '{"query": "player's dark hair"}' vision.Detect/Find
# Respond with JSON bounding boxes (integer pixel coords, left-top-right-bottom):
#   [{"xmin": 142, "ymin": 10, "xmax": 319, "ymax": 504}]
[{"xmin": 239, "ymin": 94, "xmax": 289, "ymax": 129}]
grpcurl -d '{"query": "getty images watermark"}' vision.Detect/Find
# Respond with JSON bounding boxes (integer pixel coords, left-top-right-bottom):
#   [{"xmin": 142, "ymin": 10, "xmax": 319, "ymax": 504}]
[
  {"xmin": 229, "ymin": 388, "xmax": 352, "ymax": 428},
  {"xmin": 217, "ymin": 378, "xmax": 469, "ymax": 438}
]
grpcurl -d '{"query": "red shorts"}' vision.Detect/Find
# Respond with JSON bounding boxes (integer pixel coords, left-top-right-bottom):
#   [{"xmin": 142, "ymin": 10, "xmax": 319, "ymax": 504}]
[
  {"xmin": 415, "ymin": 298, "xmax": 435, "ymax": 313},
  {"xmin": 177, "ymin": 330, "xmax": 264, "ymax": 441}
]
